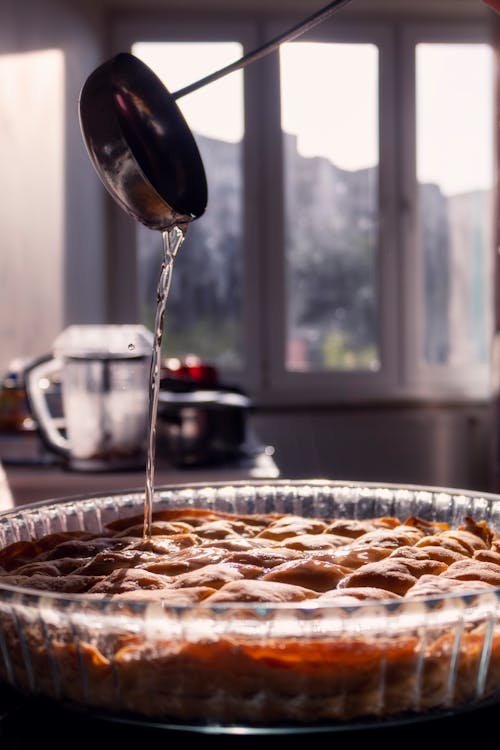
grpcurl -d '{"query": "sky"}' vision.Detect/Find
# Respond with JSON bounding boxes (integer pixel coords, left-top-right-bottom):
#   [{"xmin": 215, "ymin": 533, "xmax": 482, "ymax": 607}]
[
  {"xmin": 416, "ymin": 43, "xmax": 494, "ymax": 196},
  {"xmin": 133, "ymin": 41, "xmax": 245, "ymax": 142},
  {"xmin": 134, "ymin": 39, "xmax": 494, "ymax": 197}
]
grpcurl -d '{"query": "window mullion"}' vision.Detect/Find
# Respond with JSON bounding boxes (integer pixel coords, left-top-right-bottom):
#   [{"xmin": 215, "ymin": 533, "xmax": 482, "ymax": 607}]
[
  {"xmin": 401, "ymin": 22, "xmax": 494, "ymax": 400},
  {"xmin": 398, "ymin": 25, "xmax": 419, "ymax": 395},
  {"xmin": 248, "ymin": 50, "xmax": 286, "ymax": 399},
  {"xmin": 375, "ymin": 24, "xmax": 401, "ymax": 392}
]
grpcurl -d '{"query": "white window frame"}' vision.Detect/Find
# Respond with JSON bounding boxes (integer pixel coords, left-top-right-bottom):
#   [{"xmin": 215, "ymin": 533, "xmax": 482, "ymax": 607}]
[
  {"xmin": 399, "ymin": 23, "xmax": 495, "ymax": 401},
  {"xmin": 110, "ymin": 10, "xmax": 496, "ymax": 408},
  {"xmin": 261, "ymin": 19, "xmax": 398, "ymax": 405}
]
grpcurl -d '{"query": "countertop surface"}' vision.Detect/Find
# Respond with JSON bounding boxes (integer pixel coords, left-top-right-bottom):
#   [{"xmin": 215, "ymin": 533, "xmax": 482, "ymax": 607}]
[
  {"xmin": 0, "ymin": 427, "xmax": 280, "ymax": 510},
  {"xmin": 0, "ymin": 684, "xmax": 493, "ymax": 748}
]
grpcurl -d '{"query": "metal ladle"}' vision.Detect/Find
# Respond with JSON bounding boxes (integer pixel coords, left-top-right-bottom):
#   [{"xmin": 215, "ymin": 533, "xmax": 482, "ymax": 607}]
[{"xmin": 78, "ymin": 0, "xmax": 353, "ymax": 232}]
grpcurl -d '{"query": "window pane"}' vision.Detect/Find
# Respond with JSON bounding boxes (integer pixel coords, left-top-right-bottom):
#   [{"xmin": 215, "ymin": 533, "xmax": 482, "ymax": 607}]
[
  {"xmin": 132, "ymin": 42, "xmax": 244, "ymax": 369},
  {"xmin": 416, "ymin": 43, "xmax": 494, "ymax": 366},
  {"xmin": 280, "ymin": 42, "xmax": 380, "ymax": 372}
]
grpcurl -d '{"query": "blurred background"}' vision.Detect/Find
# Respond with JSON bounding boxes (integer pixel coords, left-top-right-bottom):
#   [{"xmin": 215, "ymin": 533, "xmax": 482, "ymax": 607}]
[{"xmin": 0, "ymin": 0, "xmax": 499, "ymax": 491}]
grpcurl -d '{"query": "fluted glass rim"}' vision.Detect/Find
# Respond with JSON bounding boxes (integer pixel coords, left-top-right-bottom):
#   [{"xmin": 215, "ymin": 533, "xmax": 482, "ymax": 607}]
[{"xmin": 0, "ymin": 478, "xmax": 499, "ymax": 617}]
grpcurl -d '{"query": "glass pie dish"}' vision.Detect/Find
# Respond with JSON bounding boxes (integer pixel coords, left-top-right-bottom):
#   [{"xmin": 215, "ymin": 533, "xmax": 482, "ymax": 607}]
[{"xmin": 0, "ymin": 479, "xmax": 499, "ymax": 732}]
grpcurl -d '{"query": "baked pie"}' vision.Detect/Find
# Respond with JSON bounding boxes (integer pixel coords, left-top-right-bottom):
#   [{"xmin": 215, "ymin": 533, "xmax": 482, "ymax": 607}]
[{"xmin": 0, "ymin": 491, "xmax": 499, "ymax": 726}]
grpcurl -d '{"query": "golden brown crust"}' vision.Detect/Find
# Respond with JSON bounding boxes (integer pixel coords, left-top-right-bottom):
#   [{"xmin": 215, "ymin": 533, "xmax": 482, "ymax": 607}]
[
  {"xmin": 261, "ymin": 558, "xmax": 351, "ymax": 591},
  {"xmin": 339, "ymin": 558, "xmax": 427, "ymax": 596},
  {"xmin": 316, "ymin": 586, "xmax": 402, "ymax": 603},
  {"xmin": 2, "ymin": 572, "xmax": 102, "ymax": 593},
  {"xmin": 0, "ymin": 508, "xmax": 497, "ymax": 602},
  {"xmin": 202, "ymin": 579, "xmax": 319, "ymax": 603},
  {"xmin": 110, "ymin": 585, "xmax": 217, "ymax": 603},
  {"xmin": 87, "ymin": 568, "xmax": 172, "ymax": 594},
  {"xmin": 442, "ymin": 558, "xmax": 500, "ymax": 585},
  {"xmin": 405, "ymin": 573, "xmax": 495, "ymax": 598}
]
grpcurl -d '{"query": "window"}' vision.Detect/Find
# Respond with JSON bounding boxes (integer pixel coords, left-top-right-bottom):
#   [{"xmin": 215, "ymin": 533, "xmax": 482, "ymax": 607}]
[
  {"xmin": 280, "ymin": 42, "xmax": 380, "ymax": 372},
  {"xmin": 132, "ymin": 41, "xmax": 245, "ymax": 370},
  {"xmin": 416, "ymin": 43, "xmax": 494, "ymax": 370},
  {"xmin": 111, "ymin": 11, "xmax": 495, "ymax": 405}
]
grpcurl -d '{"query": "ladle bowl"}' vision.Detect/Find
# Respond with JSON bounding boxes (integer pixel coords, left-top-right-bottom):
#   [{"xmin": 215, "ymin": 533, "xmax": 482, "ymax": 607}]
[
  {"xmin": 79, "ymin": 52, "xmax": 208, "ymax": 231},
  {"xmin": 79, "ymin": 2, "xmax": 354, "ymax": 232}
]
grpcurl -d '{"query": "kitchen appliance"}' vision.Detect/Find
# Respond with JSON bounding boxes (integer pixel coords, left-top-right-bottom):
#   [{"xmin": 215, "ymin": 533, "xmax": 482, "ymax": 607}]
[
  {"xmin": 155, "ymin": 357, "xmax": 251, "ymax": 466},
  {"xmin": 24, "ymin": 325, "xmax": 153, "ymax": 471},
  {"xmin": 157, "ymin": 385, "xmax": 251, "ymax": 467}
]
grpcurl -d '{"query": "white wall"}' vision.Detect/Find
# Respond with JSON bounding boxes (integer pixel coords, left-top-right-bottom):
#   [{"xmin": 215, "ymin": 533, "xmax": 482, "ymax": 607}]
[
  {"xmin": 253, "ymin": 403, "xmax": 494, "ymax": 491},
  {"xmin": 0, "ymin": 0, "xmax": 105, "ymax": 374}
]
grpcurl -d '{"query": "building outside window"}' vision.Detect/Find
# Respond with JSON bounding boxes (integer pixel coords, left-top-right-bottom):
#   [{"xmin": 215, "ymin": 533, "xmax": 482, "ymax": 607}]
[{"xmin": 111, "ymin": 11, "xmax": 496, "ymax": 406}]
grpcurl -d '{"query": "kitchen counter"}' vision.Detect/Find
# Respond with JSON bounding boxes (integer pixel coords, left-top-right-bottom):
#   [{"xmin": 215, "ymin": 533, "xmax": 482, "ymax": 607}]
[
  {"xmin": 0, "ymin": 427, "xmax": 279, "ymax": 510},
  {"xmin": 0, "ymin": 683, "xmax": 492, "ymax": 747}
]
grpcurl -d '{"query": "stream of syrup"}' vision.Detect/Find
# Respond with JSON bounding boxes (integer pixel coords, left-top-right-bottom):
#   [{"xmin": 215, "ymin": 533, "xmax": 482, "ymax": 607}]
[{"xmin": 142, "ymin": 224, "xmax": 185, "ymax": 539}]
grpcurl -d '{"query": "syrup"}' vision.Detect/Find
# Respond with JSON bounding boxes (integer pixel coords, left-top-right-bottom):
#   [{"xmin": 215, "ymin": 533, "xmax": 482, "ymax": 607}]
[{"xmin": 143, "ymin": 224, "xmax": 185, "ymax": 539}]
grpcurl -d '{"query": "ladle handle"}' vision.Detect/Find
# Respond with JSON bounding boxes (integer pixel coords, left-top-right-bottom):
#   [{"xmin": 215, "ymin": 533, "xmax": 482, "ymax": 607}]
[{"xmin": 172, "ymin": 0, "xmax": 353, "ymax": 99}]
